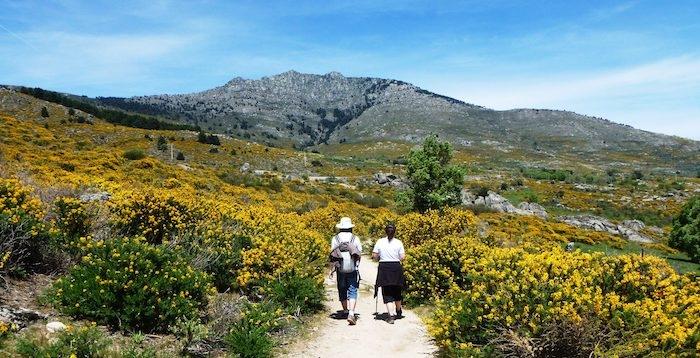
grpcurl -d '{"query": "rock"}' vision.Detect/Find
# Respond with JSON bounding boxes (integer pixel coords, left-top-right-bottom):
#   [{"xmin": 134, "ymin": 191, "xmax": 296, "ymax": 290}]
[
  {"xmin": 461, "ymin": 190, "xmax": 548, "ymax": 218},
  {"xmin": 566, "ymin": 242, "xmax": 575, "ymax": 251},
  {"xmin": 0, "ymin": 306, "xmax": 47, "ymax": 329},
  {"xmin": 373, "ymin": 172, "xmax": 406, "ymax": 188},
  {"xmin": 620, "ymin": 220, "xmax": 645, "ymax": 232},
  {"xmin": 177, "ymin": 163, "xmax": 192, "ymax": 171},
  {"xmin": 46, "ymin": 321, "xmax": 67, "ymax": 333},
  {"xmin": 559, "ymin": 215, "xmax": 620, "ymax": 234},
  {"xmin": 79, "ymin": 191, "xmax": 111, "ymax": 202},
  {"xmin": 518, "ymin": 202, "xmax": 548, "ymax": 219},
  {"xmin": 240, "ymin": 162, "xmax": 250, "ymax": 172},
  {"xmin": 558, "ymin": 215, "xmax": 654, "ymax": 243},
  {"xmin": 374, "ymin": 172, "xmax": 390, "ymax": 184}
]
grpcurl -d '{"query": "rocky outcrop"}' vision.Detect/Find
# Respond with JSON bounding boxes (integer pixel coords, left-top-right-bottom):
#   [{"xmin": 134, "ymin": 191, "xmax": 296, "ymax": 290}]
[
  {"xmin": 373, "ymin": 172, "xmax": 405, "ymax": 188},
  {"xmin": 461, "ymin": 190, "xmax": 548, "ymax": 219},
  {"xmin": 558, "ymin": 215, "xmax": 654, "ymax": 243},
  {"xmin": 518, "ymin": 202, "xmax": 548, "ymax": 219},
  {"xmin": 0, "ymin": 306, "xmax": 47, "ymax": 329}
]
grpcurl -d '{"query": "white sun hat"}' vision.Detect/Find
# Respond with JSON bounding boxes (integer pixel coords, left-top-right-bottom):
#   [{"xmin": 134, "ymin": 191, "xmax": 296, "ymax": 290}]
[{"xmin": 336, "ymin": 217, "xmax": 355, "ymax": 229}]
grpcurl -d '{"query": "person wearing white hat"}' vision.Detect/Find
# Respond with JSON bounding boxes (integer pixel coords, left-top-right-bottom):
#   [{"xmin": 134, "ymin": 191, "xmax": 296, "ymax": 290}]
[{"xmin": 329, "ymin": 217, "xmax": 363, "ymax": 325}]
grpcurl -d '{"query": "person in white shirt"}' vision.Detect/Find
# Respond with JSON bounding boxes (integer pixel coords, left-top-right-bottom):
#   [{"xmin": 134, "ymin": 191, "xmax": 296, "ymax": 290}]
[
  {"xmin": 372, "ymin": 223, "xmax": 406, "ymax": 324},
  {"xmin": 330, "ymin": 217, "xmax": 362, "ymax": 325}
]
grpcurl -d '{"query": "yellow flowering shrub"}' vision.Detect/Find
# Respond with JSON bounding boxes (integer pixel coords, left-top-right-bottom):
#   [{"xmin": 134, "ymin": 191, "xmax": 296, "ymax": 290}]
[
  {"xmin": 418, "ymin": 241, "xmax": 700, "ymax": 356},
  {"xmin": 109, "ymin": 190, "xmax": 206, "ymax": 244},
  {"xmin": 0, "ymin": 178, "xmax": 50, "ymax": 277},
  {"xmin": 52, "ymin": 196, "xmax": 93, "ymax": 241},
  {"xmin": 231, "ymin": 206, "xmax": 327, "ymax": 289},
  {"xmin": 395, "ymin": 207, "xmax": 477, "ymax": 247}
]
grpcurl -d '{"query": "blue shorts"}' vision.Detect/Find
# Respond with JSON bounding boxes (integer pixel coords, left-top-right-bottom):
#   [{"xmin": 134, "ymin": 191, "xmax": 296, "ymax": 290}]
[{"xmin": 337, "ymin": 271, "xmax": 359, "ymax": 301}]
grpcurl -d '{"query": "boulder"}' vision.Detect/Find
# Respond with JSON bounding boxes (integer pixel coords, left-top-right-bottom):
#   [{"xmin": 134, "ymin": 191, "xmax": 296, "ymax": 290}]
[
  {"xmin": 46, "ymin": 321, "xmax": 67, "ymax": 333},
  {"xmin": 518, "ymin": 202, "xmax": 548, "ymax": 219},
  {"xmin": 559, "ymin": 215, "xmax": 619, "ymax": 235},
  {"xmin": 0, "ymin": 306, "xmax": 47, "ymax": 329},
  {"xmin": 620, "ymin": 219, "xmax": 645, "ymax": 232},
  {"xmin": 558, "ymin": 215, "xmax": 654, "ymax": 243},
  {"xmin": 461, "ymin": 190, "xmax": 549, "ymax": 218},
  {"xmin": 79, "ymin": 191, "xmax": 111, "ymax": 202},
  {"xmin": 374, "ymin": 172, "xmax": 405, "ymax": 188},
  {"xmin": 240, "ymin": 162, "xmax": 250, "ymax": 172}
]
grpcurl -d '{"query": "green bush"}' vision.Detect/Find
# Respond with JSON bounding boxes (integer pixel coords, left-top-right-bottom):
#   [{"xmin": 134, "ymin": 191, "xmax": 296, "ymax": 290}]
[
  {"xmin": 53, "ymin": 197, "xmax": 93, "ymax": 241},
  {"xmin": 178, "ymin": 225, "xmax": 249, "ymax": 292},
  {"xmin": 123, "ymin": 149, "xmax": 146, "ymax": 160},
  {"xmin": 267, "ymin": 274, "xmax": 324, "ymax": 315},
  {"xmin": 15, "ymin": 325, "xmax": 110, "ymax": 358},
  {"xmin": 224, "ymin": 301, "xmax": 282, "ymax": 358},
  {"xmin": 400, "ymin": 135, "xmax": 465, "ymax": 212},
  {"xmin": 156, "ymin": 136, "xmax": 168, "ymax": 151},
  {"xmin": 225, "ymin": 320, "xmax": 273, "ymax": 358},
  {"xmin": 669, "ymin": 196, "xmax": 700, "ymax": 263},
  {"xmin": 50, "ymin": 237, "xmax": 213, "ymax": 332}
]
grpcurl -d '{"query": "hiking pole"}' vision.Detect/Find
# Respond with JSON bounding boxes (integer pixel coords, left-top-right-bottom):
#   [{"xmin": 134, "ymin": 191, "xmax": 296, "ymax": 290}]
[{"xmin": 374, "ymin": 286, "xmax": 379, "ymax": 315}]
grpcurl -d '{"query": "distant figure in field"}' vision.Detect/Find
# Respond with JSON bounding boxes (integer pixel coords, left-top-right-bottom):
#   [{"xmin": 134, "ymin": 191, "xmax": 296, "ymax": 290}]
[
  {"xmin": 329, "ymin": 217, "xmax": 362, "ymax": 325},
  {"xmin": 373, "ymin": 223, "xmax": 406, "ymax": 324}
]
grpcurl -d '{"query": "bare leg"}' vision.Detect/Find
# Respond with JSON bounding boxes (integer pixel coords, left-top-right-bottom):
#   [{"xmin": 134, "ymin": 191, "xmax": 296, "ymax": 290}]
[
  {"xmin": 395, "ymin": 300, "xmax": 402, "ymax": 312},
  {"xmin": 385, "ymin": 302, "xmax": 396, "ymax": 316},
  {"xmin": 348, "ymin": 299, "xmax": 356, "ymax": 312},
  {"xmin": 341, "ymin": 300, "xmax": 348, "ymax": 311}
]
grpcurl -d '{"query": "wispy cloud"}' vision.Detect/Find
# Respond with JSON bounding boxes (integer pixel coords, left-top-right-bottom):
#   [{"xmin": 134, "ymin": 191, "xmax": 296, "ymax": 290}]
[
  {"xmin": 450, "ymin": 56, "xmax": 700, "ymax": 108},
  {"xmin": 10, "ymin": 31, "xmax": 195, "ymax": 87}
]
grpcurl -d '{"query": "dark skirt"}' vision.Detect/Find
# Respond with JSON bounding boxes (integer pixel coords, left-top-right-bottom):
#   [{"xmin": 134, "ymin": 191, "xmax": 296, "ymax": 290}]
[{"xmin": 374, "ymin": 261, "xmax": 405, "ymax": 298}]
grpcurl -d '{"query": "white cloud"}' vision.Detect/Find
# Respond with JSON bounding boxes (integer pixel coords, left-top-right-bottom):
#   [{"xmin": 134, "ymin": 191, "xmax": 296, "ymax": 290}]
[
  {"xmin": 2, "ymin": 31, "xmax": 196, "ymax": 91},
  {"xmin": 431, "ymin": 56, "xmax": 700, "ymax": 140}
]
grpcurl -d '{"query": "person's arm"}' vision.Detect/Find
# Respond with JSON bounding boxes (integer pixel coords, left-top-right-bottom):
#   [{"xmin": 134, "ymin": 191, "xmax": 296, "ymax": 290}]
[
  {"xmin": 371, "ymin": 239, "xmax": 380, "ymax": 261},
  {"xmin": 398, "ymin": 241, "xmax": 406, "ymax": 261}
]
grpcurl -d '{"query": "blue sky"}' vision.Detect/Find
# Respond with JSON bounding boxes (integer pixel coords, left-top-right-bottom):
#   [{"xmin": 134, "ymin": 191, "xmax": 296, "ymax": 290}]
[{"xmin": 1, "ymin": 0, "xmax": 699, "ymax": 139}]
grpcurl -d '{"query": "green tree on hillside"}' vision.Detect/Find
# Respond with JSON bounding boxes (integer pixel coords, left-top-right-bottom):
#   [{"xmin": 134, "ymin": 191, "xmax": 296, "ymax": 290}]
[
  {"xmin": 398, "ymin": 135, "xmax": 465, "ymax": 212},
  {"xmin": 669, "ymin": 196, "xmax": 700, "ymax": 263},
  {"xmin": 156, "ymin": 136, "xmax": 168, "ymax": 151},
  {"xmin": 41, "ymin": 106, "xmax": 49, "ymax": 118}
]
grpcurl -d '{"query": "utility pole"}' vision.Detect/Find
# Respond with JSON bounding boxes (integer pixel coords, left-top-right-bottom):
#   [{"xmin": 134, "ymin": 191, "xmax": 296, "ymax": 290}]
[{"xmin": 170, "ymin": 143, "xmax": 174, "ymax": 161}]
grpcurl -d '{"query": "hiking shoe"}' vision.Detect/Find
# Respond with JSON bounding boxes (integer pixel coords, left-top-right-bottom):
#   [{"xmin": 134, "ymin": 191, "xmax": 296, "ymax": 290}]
[
  {"xmin": 396, "ymin": 309, "xmax": 403, "ymax": 319},
  {"xmin": 347, "ymin": 314, "xmax": 356, "ymax": 325},
  {"xmin": 387, "ymin": 315, "xmax": 395, "ymax": 324}
]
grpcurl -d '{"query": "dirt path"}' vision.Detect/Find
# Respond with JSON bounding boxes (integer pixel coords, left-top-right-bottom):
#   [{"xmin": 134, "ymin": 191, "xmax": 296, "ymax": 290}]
[{"xmin": 284, "ymin": 256, "xmax": 436, "ymax": 357}]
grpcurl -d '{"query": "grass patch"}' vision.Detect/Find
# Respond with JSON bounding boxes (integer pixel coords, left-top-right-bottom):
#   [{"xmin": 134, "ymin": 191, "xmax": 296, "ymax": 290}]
[{"xmin": 570, "ymin": 241, "xmax": 699, "ymax": 275}]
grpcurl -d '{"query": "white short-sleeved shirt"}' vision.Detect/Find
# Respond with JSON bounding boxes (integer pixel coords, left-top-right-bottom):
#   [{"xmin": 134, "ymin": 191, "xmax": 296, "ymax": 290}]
[
  {"xmin": 330, "ymin": 232, "xmax": 362, "ymax": 253},
  {"xmin": 372, "ymin": 237, "xmax": 405, "ymax": 262}
]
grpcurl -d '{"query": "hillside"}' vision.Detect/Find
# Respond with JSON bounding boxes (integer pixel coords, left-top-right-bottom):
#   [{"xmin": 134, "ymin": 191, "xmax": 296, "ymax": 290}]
[
  {"xmin": 1, "ymin": 85, "xmax": 700, "ymax": 357},
  {"xmin": 81, "ymin": 70, "xmax": 700, "ymax": 173}
]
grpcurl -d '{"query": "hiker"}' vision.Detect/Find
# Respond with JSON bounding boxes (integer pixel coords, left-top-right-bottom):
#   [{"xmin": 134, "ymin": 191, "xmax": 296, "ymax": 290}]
[
  {"xmin": 372, "ymin": 223, "xmax": 406, "ymax": 324},
  {"xmin": 329, "ymin": 217, "xmax": 362, "ymax": 325}
]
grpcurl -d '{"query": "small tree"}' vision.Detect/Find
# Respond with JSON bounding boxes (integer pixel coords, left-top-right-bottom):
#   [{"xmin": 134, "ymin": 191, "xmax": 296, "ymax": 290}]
[
  {"xmin": 41, "ymin": 106, "xmax": 49, "ymax": 118},
  {"xmin": 156, "ymin": 136, "xmax": 168, "ymax": 151},
  {"xmin": 669, "ymin": 196, "xmax": 700, "ymax": 263},
  {"xmin": 398, "ymin": 135, "xmax": 465, "ymax": 212},
  {"xmin": 176, "ymin": 152, "xmax": 185, "ymax": 161},
  {"xmin": 68, "ymin": 108, "xmax": 75, "ymax": 116},
  {"xmin": 197, "ymin": 131, "xmax": 207, "ymax": 144}
]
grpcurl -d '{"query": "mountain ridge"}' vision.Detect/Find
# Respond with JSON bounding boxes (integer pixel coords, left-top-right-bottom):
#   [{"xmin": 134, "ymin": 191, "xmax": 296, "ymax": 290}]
[{"xmin": 3, "ymin": 70, "xmax": 698, "ymax": 172}]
